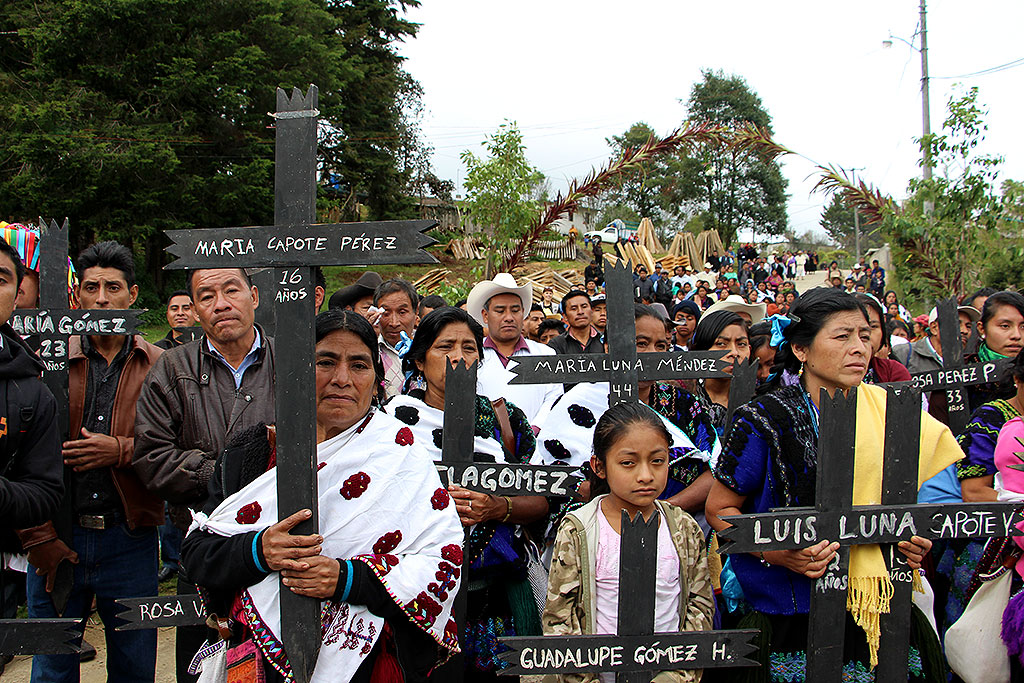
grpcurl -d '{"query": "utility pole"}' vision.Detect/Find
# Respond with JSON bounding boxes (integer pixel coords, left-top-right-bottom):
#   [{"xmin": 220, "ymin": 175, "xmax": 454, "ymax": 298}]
[{"xmin": 920, "ymin": 0, "xmax": 932, "ymax": 184}]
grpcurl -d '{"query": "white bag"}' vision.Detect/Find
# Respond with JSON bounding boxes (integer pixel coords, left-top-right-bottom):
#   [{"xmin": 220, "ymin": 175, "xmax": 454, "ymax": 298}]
[
  {"xmin": 944, "ymin": 569, "xmax": 1012, "ymax": 683},
  {"xmin": 524, "ymin": 536, "xmax": 549, "ymax": 617},
  {"xmin": 190, "ymin": 640, "xmax": 227, "ymax": 683}
]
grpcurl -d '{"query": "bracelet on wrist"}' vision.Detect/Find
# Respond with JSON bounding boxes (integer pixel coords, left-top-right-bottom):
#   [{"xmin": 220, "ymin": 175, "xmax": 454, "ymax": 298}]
[{"xmin": 501, "ymin": 496, "xmax": 513, "ymax": 523}]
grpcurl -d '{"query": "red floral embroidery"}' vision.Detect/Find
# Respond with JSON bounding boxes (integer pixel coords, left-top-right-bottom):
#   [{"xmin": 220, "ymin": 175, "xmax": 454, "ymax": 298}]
[
  {"xmin": 372, "ymin": 530, "xmax": 402, "ymax": 555},
  {"xmin": 340, "ymin": 472, "xmax": 371, "ymax": 500},
  {"xmin": 235, "ymin": 501, "xmax": 262, "ymax": 524},
  {"xmin": 395, "ymin": 427, "xmax": 414, "ymax": 446},
  {"xmin": 430, "ymin": 488, "xmax": 450, "ymax": 510},
  {"xmin": 444, "ymin": 618, "xmax": 458, "ymax": 642},
  {"xmin": 441, "ymin": 544, "xmax": 463, "ymax": 566},
  {"xmin": 429, "ymin": 560, "xmax": 459, "ymax": 601},
  {"xmin": 404, "ymin": 591, "xmax": 442, "ymax": 628}
]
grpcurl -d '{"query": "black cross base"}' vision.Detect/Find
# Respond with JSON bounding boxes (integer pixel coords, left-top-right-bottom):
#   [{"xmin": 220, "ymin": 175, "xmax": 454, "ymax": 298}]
[
  {"xmin": 499, "ymin": 510, "xmax": 758, "ymax": 680},
  {"xmin": 0, "ymin": 619, "xmax": 82, "ymax": 656}
]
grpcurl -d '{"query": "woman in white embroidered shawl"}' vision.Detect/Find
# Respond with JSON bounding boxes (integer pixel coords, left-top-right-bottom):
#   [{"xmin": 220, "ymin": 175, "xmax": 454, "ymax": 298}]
[
  {"xmin": 383, "ymin": 306, "xmax": 548, "ymax": 680},
  {"xmin": 181, "ymin": 311, "xmax": 463, "ymax": 683}
]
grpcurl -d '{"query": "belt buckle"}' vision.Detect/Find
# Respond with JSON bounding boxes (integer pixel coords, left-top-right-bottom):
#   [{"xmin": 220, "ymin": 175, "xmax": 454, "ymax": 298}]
[{"xmin": 79, "ymin": 514, "xmax": 107, "ymax": 530}]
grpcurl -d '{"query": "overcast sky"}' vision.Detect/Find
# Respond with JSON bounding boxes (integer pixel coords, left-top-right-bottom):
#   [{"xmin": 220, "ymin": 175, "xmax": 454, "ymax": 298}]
[{"xmin": 398, "ymin": 0, "xmax": 1024, "ymax": 241}]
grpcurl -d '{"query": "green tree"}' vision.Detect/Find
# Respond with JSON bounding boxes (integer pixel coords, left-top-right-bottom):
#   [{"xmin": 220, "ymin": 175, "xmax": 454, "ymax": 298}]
[
  {"xmin": 460, "ymin": 121, "xmax": 545, "ymax": 245},
  {"xmin": 818, "ymin": 87, "xmax": 1006, "ymax": 302},
  {"xmin": 0, "ymin": 0, "xmax": 432, "ymax": 303},
  {"xmin": 819, "ymin": 194, "xmax": 884, "ymax": 254},
  {"xmin": 679, "ymin": 70, "xmax": 789, "ymax": 247}
]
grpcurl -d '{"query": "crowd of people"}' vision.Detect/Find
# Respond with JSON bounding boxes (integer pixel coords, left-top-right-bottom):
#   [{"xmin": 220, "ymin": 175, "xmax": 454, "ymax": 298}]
[{"xmin": 1, "ymin": 221, "xmax": 1023, "ymax": 683}]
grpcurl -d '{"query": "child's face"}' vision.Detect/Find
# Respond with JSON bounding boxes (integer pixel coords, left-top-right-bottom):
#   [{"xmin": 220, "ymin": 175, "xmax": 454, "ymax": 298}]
[{"xmin": 591, "ymin": 424, "xmax": 668, "ymax": 514}]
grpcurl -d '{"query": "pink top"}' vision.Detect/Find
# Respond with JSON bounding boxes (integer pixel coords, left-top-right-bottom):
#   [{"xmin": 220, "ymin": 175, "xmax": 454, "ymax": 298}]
[
  {"xmin": 994, "ymin": 416, "xmax": 1024, "ymax": 577},
  {"xmin": 594, "ymin": 503, "xmax": 682, "ymax": 637}
]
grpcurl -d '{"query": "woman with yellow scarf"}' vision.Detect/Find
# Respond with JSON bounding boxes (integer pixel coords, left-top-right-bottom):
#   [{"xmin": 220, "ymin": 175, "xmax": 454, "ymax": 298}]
[{"xmin": 707, "ymin": 288, "xmax": 961, "ymax": 682}]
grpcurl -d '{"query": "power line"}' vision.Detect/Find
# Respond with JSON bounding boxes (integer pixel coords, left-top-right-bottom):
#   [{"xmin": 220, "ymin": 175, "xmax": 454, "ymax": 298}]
[{"xmin": 931, "ymin": 56, "xmax": 1024, "ymax": 79}]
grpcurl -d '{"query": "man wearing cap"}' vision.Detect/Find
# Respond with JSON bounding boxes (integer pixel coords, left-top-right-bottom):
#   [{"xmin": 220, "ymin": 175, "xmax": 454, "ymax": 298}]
[
  {"xmin": 590, "ymin": 293, "xmax": 607, "ymax": 337},
  {"xmin": 328, "ymin": 270, "xmax": 384, "ymax": 318},
  {"xmin": 905, "ymin": 305, "xmax": 982, "ymax": 422},
  {"xmin": 672, "ymin": 300, "xmax": 701, "ymax": 350},
  {"xmin": 469, "ymin": 274, "xmax": 562, "ymax": 427},
  {"xmin": 539, "ymin": 285, "xmax": 557, "ymax": 317}
]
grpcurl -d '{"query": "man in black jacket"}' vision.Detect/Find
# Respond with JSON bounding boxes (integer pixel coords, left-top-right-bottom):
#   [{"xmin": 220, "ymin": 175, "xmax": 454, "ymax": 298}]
[{"xmin": 0, "ymin": 236, "xmax": 62, "ymax": 631}]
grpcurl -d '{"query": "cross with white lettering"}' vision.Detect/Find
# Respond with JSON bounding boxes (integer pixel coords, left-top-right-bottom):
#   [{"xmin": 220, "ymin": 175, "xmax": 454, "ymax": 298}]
[
  {"xmin": 717, "ymin": 386, "xmax": 1024, "ymax": 681},
  {"xmin": 158, "ymin": 85, "xmax": 437, "ymax": 682},
  {"xmin": 0, "ymin": 218, "xmax": 144, "ymax": 656},
  {"xmin": 498, "ymin": 510, "xmax": 759, "ymax": 680},
  {"xmin": 901, "ymin": 297, "xmax": 1012, "ymax": 435},
  {"xmin": 509, "ymin": 260, "xmax": 732, "ymax": 404}
]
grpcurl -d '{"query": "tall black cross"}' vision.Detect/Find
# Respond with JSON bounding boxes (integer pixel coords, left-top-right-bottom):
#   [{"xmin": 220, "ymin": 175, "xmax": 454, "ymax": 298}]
[
  {"xmin": 901, "ymin": 297, "xmax": 1012, "ymax": 436},
  {"xmin": 0, "ymin": 218, "xmax": 143, "ymax": 655},
  {"xmin": 717, "ymin": 387, "xmax": 1024, "ymax": 681},
  {"xmin": 509, "ymin": 260, "xmax": 732, "ymax": 404},
  {"xmin": 436, "ymin": 361, "xmax": 581, "ymax": 498},
  {"xmin": 498, "ymin": 510, "xmax": 759, "ymax": 680},
  {"xmin": 431, "ymin": 360, "xmax": 580, "ymax": 682},
  {"xmin": 160, "ymin": 85, "xmax": 437, "ymax": 682}
]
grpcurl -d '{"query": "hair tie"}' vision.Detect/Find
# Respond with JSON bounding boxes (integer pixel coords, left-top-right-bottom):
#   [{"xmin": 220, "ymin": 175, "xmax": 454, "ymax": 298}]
[{"xmin": 767, "ymin": 314, "xmax": 795, "ymax": 348}]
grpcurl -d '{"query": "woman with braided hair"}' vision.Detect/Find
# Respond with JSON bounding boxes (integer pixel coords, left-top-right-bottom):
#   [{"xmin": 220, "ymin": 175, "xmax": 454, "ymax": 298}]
[{"xmin": 706, "ymin": 288, "xmax": 959, "ymax": 682}]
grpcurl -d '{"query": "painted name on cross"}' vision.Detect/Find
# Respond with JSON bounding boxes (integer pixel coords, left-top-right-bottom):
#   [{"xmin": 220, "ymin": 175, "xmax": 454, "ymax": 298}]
[
  {"xmin": 719, "ymin": 503, "xmax": 1024, "ymax": 554},
  {"xmin": 10, "ymin": 312, "xmax": 129, "ymax": 337},
  {"xmin": 435, "ymin": 463, "xmax": 579, "ymax": 497},
  {"xmin": 164, "ymin": 220, "xmax": 437, "ymax": 270},
  {"xmin": 908, "ymin": 359, "xmax": 1010, "ymax": 392},
  {"xmin": 114, "ymin": 595, "xmax": 206, "ymax": 631},
  {"xmin": 499, "ymin": 631, "xmax": 759, "ymax": 675}
]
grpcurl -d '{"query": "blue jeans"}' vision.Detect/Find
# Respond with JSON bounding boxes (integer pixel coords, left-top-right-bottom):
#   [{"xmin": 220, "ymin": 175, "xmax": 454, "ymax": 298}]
[
  {"xmin": 159, "ymin": 511, "xmax": 182, "ymax": 570},
  {"xmin": 26, "ymin": 524, "xmax": 158, "ymax": 683}
]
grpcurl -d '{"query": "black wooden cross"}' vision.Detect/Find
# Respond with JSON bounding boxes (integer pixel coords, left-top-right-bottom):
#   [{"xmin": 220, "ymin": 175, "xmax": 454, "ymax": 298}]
[
  {"xmin": 509, "ymin": 260, "xmax": 731, "ymax": 405},
  {"xmin": 436, "ymin": 361, "xmax": 581, "ymax": 497},
  {"xmin": 901, "ymin": 297, "xmax": 1012, "ymax": 436},
  {"xmin": 498, "ymin": 510, "xmax": 758, "ymax": 680},
  {"xmin": 158, "ymin": 85, "xmax": 437, "ymax": 683},
  {"xmin": 431, "ymin": 360, "xmax": 581, "ymax": 682},
  {"xmin": 717, "ymin": 387, "xmax": 1024, "ymax": 681},
  {"xmin": 0, "ymin": 217, "xmax": 143, "ymax": 655}
]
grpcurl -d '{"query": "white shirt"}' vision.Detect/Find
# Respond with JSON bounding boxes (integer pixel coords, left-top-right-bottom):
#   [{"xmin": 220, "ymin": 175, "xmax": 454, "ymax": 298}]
[{"xmin": 477, "ymin": 338, "xmax": 562, "ymax": 427}]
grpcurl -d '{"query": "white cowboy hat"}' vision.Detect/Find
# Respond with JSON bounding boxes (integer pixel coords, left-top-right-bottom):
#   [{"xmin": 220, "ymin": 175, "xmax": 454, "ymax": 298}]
[
  {"xmin": 466, "ymin": 273, "xmax": 533, "ymax": 325},
  {"xmin": 703, "ymin": 294, "xmax": 767, "ymax": 324}
]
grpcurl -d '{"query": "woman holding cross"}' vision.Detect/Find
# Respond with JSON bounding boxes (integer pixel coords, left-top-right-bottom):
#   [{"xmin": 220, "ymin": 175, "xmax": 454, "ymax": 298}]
[
  {"xmin": 384, "ymin": 305, "xmax": 549, "ymax": 680},
  {"xmin": 706, "ymin": 288, "xmax": 961, "ymax": 682},
  {"xmin": 181, "ymin": 311, "xmax": 463, "ymax": 682}
]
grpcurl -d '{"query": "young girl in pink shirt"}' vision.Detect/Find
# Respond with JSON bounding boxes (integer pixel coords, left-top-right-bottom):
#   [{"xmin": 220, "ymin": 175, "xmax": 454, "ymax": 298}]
[{"xmin": 542, "ymin": 401, "xmax": 714, "ymax": 682}]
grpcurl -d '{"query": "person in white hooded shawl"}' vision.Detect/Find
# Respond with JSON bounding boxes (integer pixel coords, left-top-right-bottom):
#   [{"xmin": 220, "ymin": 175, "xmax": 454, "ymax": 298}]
[{"xmin": 182, "ymin": 311, "xmax": 463, "ymax": 683}]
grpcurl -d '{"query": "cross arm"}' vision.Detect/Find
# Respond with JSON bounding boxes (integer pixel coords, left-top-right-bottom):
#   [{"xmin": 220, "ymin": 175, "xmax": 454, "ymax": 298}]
[
  {"xmin": 164, "ymin": 220, "xmax": 439, "ymax": 269},
  {"xmin": 497, "ymin": 631, "xmax": 760, "ymax": 675},
  {"xmin": 507, "ymin": 350, "xmax": 730, "ymax": 385},
  {"xmin": 716, "ymin": 501, "xmax": 1024, "ymax": 554}
]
